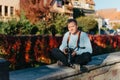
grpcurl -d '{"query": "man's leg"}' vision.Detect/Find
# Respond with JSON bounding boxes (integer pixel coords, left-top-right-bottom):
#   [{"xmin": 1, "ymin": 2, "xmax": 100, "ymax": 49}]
[
  {"xmin": 74, "ymin": 52, "xmax": 92, "ymax": 65},
  {"xmin": 51, "ymin": 48, "xmax": 68, "ymax": 66},
  {"xmin": 72, "ymin": 53, "xmax": 91, "ymax": 71}
]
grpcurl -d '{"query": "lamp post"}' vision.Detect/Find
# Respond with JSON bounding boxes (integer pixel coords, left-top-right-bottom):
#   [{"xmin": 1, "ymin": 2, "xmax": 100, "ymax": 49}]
[{"xmin": 97, "ymin": 17, "xmax": 102, "ymax": 35}]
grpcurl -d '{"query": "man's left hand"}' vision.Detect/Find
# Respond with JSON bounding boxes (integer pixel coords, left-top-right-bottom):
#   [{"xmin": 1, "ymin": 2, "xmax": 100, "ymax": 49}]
[{"xmin": 72, "ymin": 51, "xmax": 76, "ymax": 57}]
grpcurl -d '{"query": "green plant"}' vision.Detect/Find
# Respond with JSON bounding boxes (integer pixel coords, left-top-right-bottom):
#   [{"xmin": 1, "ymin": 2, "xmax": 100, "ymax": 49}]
[
  {"xmin": 76, "ymin": 16, "xmax": 98, "ymax": 33},
  {"xmin": 52, "ymin": 13, "xmax": 68, "ymax": 35},
  {"xmin": 0, "ymin": 12, "xmax": 35, "ymax": 35},
  {"xmin": 35, "ymin": 13, "xmax": 68, "ymax": 36}
]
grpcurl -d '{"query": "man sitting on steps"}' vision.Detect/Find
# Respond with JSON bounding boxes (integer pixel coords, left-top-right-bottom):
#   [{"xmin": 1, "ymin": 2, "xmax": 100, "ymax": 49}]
[{"xmin": 50, "ymin": 19, "xmax": 93, "ymax": 70}]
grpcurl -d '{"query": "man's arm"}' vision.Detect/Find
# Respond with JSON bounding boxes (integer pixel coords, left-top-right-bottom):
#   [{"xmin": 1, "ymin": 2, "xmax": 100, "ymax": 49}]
[{"xmin": 59, "ymin": 32, "xmax": 69, "ymax": 52}]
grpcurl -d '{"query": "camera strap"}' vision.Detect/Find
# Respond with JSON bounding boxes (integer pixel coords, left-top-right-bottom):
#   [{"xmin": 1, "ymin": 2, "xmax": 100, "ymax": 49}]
[{"xmin": 67, "ymin": 31, "xmax": 81, "ymax": 50}]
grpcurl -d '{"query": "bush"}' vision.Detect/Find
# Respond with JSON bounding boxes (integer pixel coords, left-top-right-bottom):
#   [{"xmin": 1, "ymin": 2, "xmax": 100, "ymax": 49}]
[
  {"xmin": 0, "ymin": 13, "xmax": 37, "ymax": 35},
  {"xmin": 35, "ymin": 13, "xmax": 68, "ymax": 36},
  {"xmin": 76, "ymin": 16, "xmax": 98, "ymax": 34}
]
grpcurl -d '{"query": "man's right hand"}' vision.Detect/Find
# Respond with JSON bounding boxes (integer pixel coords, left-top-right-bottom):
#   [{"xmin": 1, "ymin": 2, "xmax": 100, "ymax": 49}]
[{"xmin": 63, "ymin": 49, "xmax": 68, "ymax": 55}]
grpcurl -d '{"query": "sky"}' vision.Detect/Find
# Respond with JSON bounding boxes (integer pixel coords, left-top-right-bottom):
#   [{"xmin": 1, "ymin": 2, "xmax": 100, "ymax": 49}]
[{"xmin": 94, "ymin": 0, "xmax": 120, "ymax": 10}]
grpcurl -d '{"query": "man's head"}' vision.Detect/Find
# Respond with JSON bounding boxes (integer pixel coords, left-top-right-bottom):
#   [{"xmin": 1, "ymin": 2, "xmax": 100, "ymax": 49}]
[{"xmin": 67, "ymin": 19, "xmax": 78, "ymax": 34}]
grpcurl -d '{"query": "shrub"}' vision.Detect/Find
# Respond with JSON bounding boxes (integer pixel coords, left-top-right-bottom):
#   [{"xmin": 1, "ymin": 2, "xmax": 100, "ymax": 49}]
[{"xmin": 76, "ymin": 16, "xmax": 98, "ymax": 34}]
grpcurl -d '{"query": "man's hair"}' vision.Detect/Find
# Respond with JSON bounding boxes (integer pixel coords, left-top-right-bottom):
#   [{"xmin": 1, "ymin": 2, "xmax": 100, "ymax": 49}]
[{"xmin": 67, "ymin": 19, "xmax": 77, "ymax": 25}]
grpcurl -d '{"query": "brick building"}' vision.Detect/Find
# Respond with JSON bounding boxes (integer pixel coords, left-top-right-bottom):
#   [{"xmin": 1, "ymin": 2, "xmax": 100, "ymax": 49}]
[{"xmin": 0, "ymin": 0, "xmax": 20, "ymax": 21}]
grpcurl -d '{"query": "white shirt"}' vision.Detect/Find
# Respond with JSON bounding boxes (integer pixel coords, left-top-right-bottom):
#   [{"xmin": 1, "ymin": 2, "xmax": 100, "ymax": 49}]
[{"xmin": 59, "ymin": 31, "xmax": 92, "ymax": 55}]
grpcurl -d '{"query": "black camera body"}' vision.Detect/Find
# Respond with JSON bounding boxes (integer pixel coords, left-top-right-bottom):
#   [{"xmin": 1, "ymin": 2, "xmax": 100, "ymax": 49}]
[{"xmin": 65, "ymin": 48, "xmax": 74, "ymax": 65}]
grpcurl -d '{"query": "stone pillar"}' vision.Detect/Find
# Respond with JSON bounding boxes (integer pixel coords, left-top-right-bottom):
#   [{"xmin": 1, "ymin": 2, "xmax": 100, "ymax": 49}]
[
  {"xmin": 0, "ymin": 58, "xmax": 9, "ymax": 80},
  {"xmin": 8, "ymin": 6, "xmax": 10, "ymax": 17}
]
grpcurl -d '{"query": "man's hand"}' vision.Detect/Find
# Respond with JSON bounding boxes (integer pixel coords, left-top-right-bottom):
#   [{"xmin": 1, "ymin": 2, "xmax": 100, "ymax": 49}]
[
  {"xmin": 72, "ymin": 51, "xmax": 76, "ymax": 57},
  {"xmin": 63, "ymin": 49, "xmax": 68, "ymax": 55}
]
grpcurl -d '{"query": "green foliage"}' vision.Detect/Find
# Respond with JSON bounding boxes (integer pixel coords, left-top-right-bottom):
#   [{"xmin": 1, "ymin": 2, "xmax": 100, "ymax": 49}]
[
  {"xmin": 51, "ymin": 13, "xmax": 68, "ymax": 35},
  {"xmin": 15, "ymin": 12, "xmax": 35, "ymax": 35},
  {"xmin": 0, "ymin": 13, "xmax": 98, "ymax": 35},
  {"xmin": 0, "ymin": 12, "xmax": 37, "ymax": 35},
  {"xmin": 76, "ymin": 16, "xmax": 98, "ymax": 33},
  {"xmin": 0, "ymin": 21, "xmax": 7, "ymax": 34},
  {"xmin": 4, "ymin": 19, "xmax": 18, "ymax": 35},
  {"xmin": 35, "ymin": 13, "xmax": 68, "ymax": 36},
  {"xmin": 0, "ymin": 13, "xmax": 68, "ymax": 36},
  {"xmin": 35, "ymin": 20, "xmax": 49, "ymax": 35},
  {"xmin": 16, "ymin": 18, "xmax": 32, "ymax": 35}
]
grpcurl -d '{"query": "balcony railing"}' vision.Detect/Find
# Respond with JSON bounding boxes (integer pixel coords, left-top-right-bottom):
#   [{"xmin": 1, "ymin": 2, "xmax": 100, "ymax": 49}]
[{"xmin": 0, "ymin": 16, "xmax": 17, "ymax": 22}]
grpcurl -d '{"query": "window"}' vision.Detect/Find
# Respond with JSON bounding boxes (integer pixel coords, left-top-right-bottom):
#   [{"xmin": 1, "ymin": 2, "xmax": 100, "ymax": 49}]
[
  {"xmin": 10, "ymin": 7, "xmax": 14, "ymax": 16},
  {"xmin": 0, "ymin": 5, "xmax": 2, "ymax": 16},
  {"xmin": 73, "ymin": 2, "xmax": 78, "ymax": 6},
  {"xmin": 5, "ymin": 6, "xmax": 8, "ymax": 16}
]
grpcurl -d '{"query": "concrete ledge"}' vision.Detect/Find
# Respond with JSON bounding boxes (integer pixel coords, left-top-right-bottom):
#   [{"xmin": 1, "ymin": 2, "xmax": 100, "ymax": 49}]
[
  {"xmin": 36, "ymin": 64, "xmax": 80, "ymax": 80},
  {"xmin": 86, "ymin": 51, "xmax": 120, "ymax": 70},
  {"xmin": 10, "ymin": 64, "xmax": 80, "ymax": 80},
  {"xmin": 10, "ymin": 51, "xmax": 120, "ymax": 80}
]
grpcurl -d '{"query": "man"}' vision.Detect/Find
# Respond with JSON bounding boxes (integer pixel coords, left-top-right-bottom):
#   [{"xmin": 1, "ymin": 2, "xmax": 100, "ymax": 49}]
[{"xmin": 51, "ymin": 19, "xmax": 92, "ymax": 68}]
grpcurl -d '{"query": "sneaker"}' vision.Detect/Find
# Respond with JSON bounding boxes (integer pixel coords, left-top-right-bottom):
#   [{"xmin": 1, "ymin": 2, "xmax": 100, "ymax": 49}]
[
  {"xmin": 69, "ymin": 64, "xmax": 80, "ymax": 70},
  {"xmin": 73, "ymin": 64, "xmax": 80, "ymax": 70},
  {"xmin": 80, "ymin": 65, "xmax": 88, "ymax": 72}
]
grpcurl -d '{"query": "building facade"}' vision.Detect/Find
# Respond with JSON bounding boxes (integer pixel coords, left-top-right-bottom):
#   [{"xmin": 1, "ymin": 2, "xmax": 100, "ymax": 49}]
[
  {"xmin": 0, "ymin": 0, "xmax": 95, "ymax": 22},
  {"xmin": 0, "ymin": 0, "xmax": 20, "ymax": 21},
  {"xmin": 71, "ymin": 0, "xmax": 95, "ymax": 15},
  {"xmin": 50, "ymin": 0, "xmax": 95, "ymax": 18},
  {"xmin": 50, "ymin": 0, "xmax": 73, "ymax": 16},
  {"xmin": 96, "ymin": 8, "xmax": 120, "ymax": 29}
]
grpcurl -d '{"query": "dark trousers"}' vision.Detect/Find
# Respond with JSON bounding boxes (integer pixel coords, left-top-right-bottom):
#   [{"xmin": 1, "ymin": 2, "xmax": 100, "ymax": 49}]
[{"xmin": 50, "ymin": 48, "xmax": 92, "ymax": 66}]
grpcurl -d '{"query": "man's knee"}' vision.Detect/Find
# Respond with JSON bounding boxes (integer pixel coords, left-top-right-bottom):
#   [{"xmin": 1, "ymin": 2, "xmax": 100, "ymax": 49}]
[
  {"xmin": 82, "ymin": 52, "xmax": 92, "ymax": 64},
  {"xmin": 51, "ymin": 48, "xmax": 59, "ymax": 55},
  {"xmin": 75, "ymin": 52, "xmax": 92, "ymax": 65}
]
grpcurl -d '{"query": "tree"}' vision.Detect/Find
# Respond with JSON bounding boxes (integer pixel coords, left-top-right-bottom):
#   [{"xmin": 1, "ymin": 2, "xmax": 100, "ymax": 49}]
[
  {"xmin": 76, "ymin": 16, "xmax": 98, "ymax": 34},
  {"xmin": 35, "ymin": 13, "xmax": 68, "ymax": 36},
  {"xmin": 20, "ymin": 0, "xmax": 53, "ymax": 23}
]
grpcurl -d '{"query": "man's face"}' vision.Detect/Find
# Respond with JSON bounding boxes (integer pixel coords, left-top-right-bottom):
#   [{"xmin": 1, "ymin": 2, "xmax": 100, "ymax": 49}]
[{"xmin": 67, "ymin": 22, "xmax": 78, "ymax": 34}]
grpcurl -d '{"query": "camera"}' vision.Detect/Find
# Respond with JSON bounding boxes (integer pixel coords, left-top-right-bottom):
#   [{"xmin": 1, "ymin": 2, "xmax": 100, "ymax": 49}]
[
  {"xmin": 65, "ymin": 48, "xmax": 74, "ymax": 53},
  {"xmin": 65, "ymin": 47, "xmax": 74, "ymax": 66}
]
